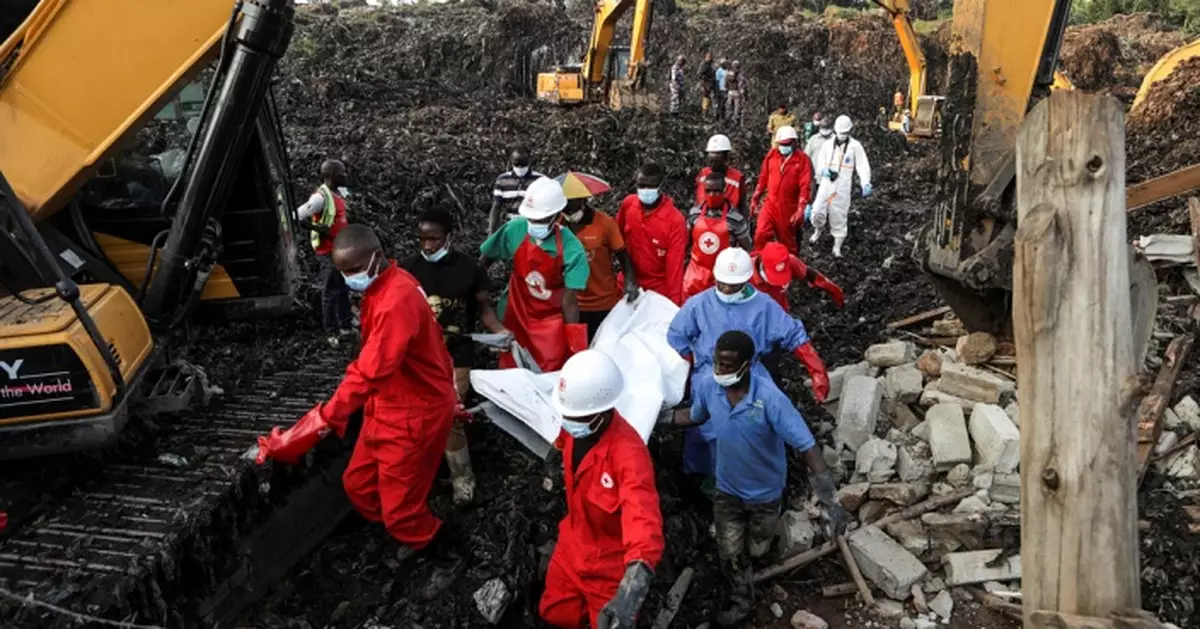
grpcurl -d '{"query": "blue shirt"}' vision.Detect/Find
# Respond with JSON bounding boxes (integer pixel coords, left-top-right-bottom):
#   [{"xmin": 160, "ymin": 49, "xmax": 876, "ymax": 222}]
[
  {"xmin": 691, "ymin": 371, "xmax": 816, "ymax": 504},
  {"xmin": 716, "ymin": 68, "xmax": 728, "ymax": 91},
  {"xmin": 667, "ymin": 288, "xmax": 810, "ymax": 371}
]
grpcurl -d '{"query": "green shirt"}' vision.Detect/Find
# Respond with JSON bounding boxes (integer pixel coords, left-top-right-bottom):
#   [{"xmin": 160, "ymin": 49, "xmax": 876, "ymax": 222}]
[{"xmin": 480, "ymin": 217, "xmax": 590, "ymax": 319}]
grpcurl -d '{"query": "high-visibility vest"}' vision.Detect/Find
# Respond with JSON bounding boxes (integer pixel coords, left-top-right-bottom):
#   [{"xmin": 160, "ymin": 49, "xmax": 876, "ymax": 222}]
[{"xmin": 311, "ymin": 184, "xmax": 340, "ymax": 250}]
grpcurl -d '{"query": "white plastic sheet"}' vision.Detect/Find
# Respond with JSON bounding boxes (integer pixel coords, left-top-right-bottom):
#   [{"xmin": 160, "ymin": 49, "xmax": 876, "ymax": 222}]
[{"xmin": 470, "ymin": 290, "xmax": 688, "ymax": 451}]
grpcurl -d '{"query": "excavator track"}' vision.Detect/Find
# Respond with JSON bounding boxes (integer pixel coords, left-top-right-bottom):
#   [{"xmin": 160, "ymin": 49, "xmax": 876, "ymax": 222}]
[{"xmin": 0, "ymin": 357, "xmax": 355, "ymax": 628}]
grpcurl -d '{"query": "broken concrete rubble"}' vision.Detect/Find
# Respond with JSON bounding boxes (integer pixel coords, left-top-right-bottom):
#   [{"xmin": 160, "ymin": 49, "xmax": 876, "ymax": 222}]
[
  {"xmin": 1172, "ymin": 395, "xmax": 1200, "ymax": 432},
  {"xmin": 890, "ymin": 400, "xmax": 923, "ymax": 431},
  {"xmin": 874, "ymin": 599, "xmax": 906, "ymax": 620},
  {"xmin": 1155, "ymin": 430, "xmax": 1180, "ymax": 455},
  {"xmin": 915, "ymin": 349, "xmax": 943, "ymax": 379},
  {"xmin": 838, "ymin": 483, "xmax": 871, "ymax": 511},
  {"xmin": 937, "ymin": 363, "xmax": 1014, "ymax": 405},
  {"xmin": 927, "ymin": 404, "xmax": 972, "ymax": 469},
  {"xmin": 969, "ymin": 403, "xmax": 1021, "ymax": 473},
  {"xmin": 989, "ymin": 473, "xmax": 1021, "ymax": 504},
  {"xmin": 827, "ymin": 361, "xmax": 877, "ymax": 403},
  {"xmin": 932, "ymin": 319, "xmax": 967, "ymax": 337},
  {"xmin": 790, "ymin": 609, "xmax": 829, "ymax": 629},
  {"xmin": 955, "ymin": 331, "xmax": 998, "ymax": 365},
  {"xmin": 921, "ymin": 512, "xmax": 986, "ymax": 551},
  {"xmin": 911, "ymin": 420, "xmax": 931, "ymax": 442},
  {"xmin": 885, "ymin": 363, "xmax": 924, "ymax": 404},
  {"xmin": 837, "ymin": 375, "xmax": 882, "ymax": 451},
  {"xmin": 884, "ymin": 519, "xmax": 931, "ymax": 557},
  {"xmin": 856, "ymin": 438, "xmax": 898, "ymax": 483},
  {"xmin": 953, "ymin": 496, "xmax": 989, "ymax": 515},
  {"xmin": 870, "ymin": 482, "xmax": 930, "ymax": 506},
  {"xmin": 1163, "ymin": 445, "xmax": 1200, "ymax": 480},
  {"xmin": 945, "ymin": 463, "xmax": 971, "ymax": 487},
  {"xmin": 897, "ymin": 441, "xmax": 935, "ymax": 482},
  {"xmin": 777, "ymin": 510, "xmax": 817, "ymax": 559},
  {"xmin": 918, "ymin": 388, "xmax": 976, "ymax": 412},
  {"xmin": 1163, "ymin": 407, "xmax": 1184, "ymax": 431},
  {"xmin": 866, "ymin": 340, "xmax": 916, "ymax": 368},
  {"xmin": 929, "ymin": 589, "xmax": 955, "ymax": 620},
  {"xmin": 943, "ymin": 550, "xmax": 1022, "ymax": 586},
  {"xmin": 848, "ymin": 525, "xmax": 929, "ymax": 599},
  {"xmin": 1004, "ymin": 401, "xmax": 1020, "ymax": 428},
  {"xmin": 473, "ymin": 578, "xmax": 512, "ymax": 625}
]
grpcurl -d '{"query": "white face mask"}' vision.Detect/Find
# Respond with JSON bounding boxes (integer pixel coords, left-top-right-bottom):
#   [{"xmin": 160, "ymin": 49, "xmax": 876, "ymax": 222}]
[
  {"xmin": 819, "ymin": 128, "xmax": 833, "ymax": 137},
  {"xmin": 561, "ymin": 414, "xmax": 601, "ymax": 438},
  {"xmin": 513, "ymin": 166, "xmax": 530, "ymax": 177},
  {"xmin": 713, "ymin": 361, "xmax": 749, "ymax": 387},
  {"xmin": 527, "ymin": 221, "xmax": 553, "ymax": 240},
  {"xmin": 715, "ymin": 285, "xmax": 754, "ymax": 304},
  {"xmin": 421, "ymin": 242, "xmax": 450, "ymax": 263},
  {"xmin": 836, "ymin": 132, "xmax": 849, "ymax": 142},
  {"xmin": 565, "ymin": 210, "xmax": 584, "ymax": 222},
  {"xmin": 342, "ymin": 251, "xmax": 379, "ymax": 293},
  {"xmin": 778, "ymin": 145, "xmax": 794, "ymax": 156}
]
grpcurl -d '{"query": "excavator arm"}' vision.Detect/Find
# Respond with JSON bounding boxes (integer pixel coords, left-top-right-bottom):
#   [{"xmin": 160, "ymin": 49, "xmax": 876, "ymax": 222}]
[
  {"xmin": 872, "ymin": 0, "xmax": 926, "ymax": 122},
  {"xmin": 538, "ymin": 0, "xmax": 655, "ymax": 108}
]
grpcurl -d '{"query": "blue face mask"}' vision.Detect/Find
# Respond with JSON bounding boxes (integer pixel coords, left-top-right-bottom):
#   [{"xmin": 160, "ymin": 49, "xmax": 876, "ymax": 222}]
[
  {"xmin": 527, "ymin": 221, "xmax": 553, "ymax": 240},
  {"xmin": 561, "ymin": 415, "xmax": 600, "ymax": 439},
  {"xmin": 778, "ymin": 144, "xmax": 794, "ymax": 156},
  {"xmin": 715, "ymin": 285, "xmax": 754, "ymax": 304},
  {"xmin": 421, "ymin": 243, "xmax": 450, "ymax": 263},
  {"xmin": 343, "ymin": 252, "xmax": 379, "ymax": 293},
  {"xmin": 637, "ymin": 188, "xmax": 660, "ymax": 206}
]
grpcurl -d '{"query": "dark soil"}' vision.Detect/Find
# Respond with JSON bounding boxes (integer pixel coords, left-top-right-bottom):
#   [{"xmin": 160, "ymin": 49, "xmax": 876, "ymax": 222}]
[
  {"xmin": 1059, "ymin": 12, "xmax": 1188, "ymax": 101},
  {"xmin": 1126, "ymin": 57, "xmax": 1200, "ymax": 236}
]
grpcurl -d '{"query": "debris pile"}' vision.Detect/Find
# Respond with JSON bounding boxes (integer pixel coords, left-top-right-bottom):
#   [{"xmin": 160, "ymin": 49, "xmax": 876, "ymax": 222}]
[{"xmin": 1059, "ymin": 12, "xmax": 1188, "ymax": 99}]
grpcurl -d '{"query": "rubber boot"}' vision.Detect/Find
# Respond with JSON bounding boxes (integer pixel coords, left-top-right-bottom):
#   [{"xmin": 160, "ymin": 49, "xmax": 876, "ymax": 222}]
[
  {"xmin": 716, "ymin": 562, "xmax": 754, "ymax": 627},
  {"xmin": 809, "ymin": 228, "xmax": 822, "ymax": 244},
  {"xmin": 833, "ymin": 236, "xmax": 844, "ymax": 258},
  {"xmin": 445, "ymin": 446, "xmax": 476, "ymax": 505}
]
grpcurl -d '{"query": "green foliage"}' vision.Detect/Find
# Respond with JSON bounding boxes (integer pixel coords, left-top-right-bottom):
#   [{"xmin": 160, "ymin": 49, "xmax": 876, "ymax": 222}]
[{"xmin": 1070, "ymin": 0, "xmax": 1200, "ymax": 34}]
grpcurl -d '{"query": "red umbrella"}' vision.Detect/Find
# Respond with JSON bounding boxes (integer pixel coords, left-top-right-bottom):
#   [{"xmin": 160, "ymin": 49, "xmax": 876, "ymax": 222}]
[{"xmin": 555, "ymin": 171, "xmax": 612, "ymax": 199}]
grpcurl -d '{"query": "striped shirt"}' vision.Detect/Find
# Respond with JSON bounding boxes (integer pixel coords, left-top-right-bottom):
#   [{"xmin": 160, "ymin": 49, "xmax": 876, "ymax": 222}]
[{"xmin": 492, "ymin": 168, "xmax": 544, "ymax": 215}]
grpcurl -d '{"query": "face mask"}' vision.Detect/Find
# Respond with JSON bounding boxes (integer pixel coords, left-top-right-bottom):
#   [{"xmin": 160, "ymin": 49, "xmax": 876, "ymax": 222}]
[
  {"xmin": 713, "ymin": 361, "xmax": 749, "ymax": 388},
  {"xmin": 561, "ymin": 415, "xmax": 601, "ymax": 438},
  {"xmin": 565, "ymin": 210, "xmax": 584, "ymax": 222},
  {"xmin": 836, "ymin": 133, "xmax": 849, "ymax": 142},
  {"xmin": 715, "ymin": 285, "xmax": 754, "ymax": 304},
  {"xmin": 778, "ymin": 145, "xmax": 794, "ymax": 156},
  {"xmin": 637, "ymin": 188, "xmax": 660, "ymax": 205},
  {"xmin": 421, "ymin": 244, "xmax": 450, "ymax": 263},
  {"xmin": 513, "ymin": 166, "xmax": 530, "ymax": 177},
  {"xmin": 705, "ymin": 192, "xmax": 725, "ymax": 208},
  {"xmin": 343, "ymin": 252, "xmax": 379, "ymax": 293},
  {"xmin": 527, "ymin": 221, "xmax": 553, "ymax": 240},
  {"xmin": 819, "ymin": 129, "xmax": 833, "ymax": 137}
]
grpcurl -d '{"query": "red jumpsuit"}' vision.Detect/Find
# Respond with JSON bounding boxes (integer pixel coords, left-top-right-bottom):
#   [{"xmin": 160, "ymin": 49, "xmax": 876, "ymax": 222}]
[
  {"xmin": 321, "ymin": 263, "xmax": 457, "ymax": 549},
  {"xmin": 751, "ymin": 149, "xmax": 813, "ymax": 254},
  {"xmin": 615, "ymin": 194, "xmax": 687, "ymax": 306},
  {"xmin": 693, "ymin": 166, "xmax": 746, "ymax": 213},
  {"xmin": 498, "ymin": 231, "xmax": 570, "ymax": 371},
  {"xmin": 540, "ymin": 414, "xmax": 665, "ymax": 628},
  {"xmin": 682, "ymin": 201, "xmax": 734, "ymax": 300}
]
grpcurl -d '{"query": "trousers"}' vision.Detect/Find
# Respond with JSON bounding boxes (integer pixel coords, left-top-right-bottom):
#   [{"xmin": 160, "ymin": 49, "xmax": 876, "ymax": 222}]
[
  {"xmin": 539, "ymin": 544, "xmax": 622, "ymax": 628},
  {"xmin": 713, "ymin": 491, "xmax": 782, "ymax": 563},
  {"xmin": 319, "ymin": 255, "xmax": 353, "ymax": 332}
]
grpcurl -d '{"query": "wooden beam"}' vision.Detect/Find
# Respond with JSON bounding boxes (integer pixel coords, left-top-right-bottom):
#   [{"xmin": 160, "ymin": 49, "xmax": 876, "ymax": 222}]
[
  {"xmin": 1126, "ymin": 163, "xmax": 1200, "ymax": 212},
  {"xmin": 822, "ymin": 582, "xmax": 858, "ymax": 598},
  {"xmin": 1013, "ymin": 92, "xmax": 1142, "ymax": 626},
  {"xmin": 1136, "ymin": 334, "xmax": 1195, "ymax": 485},
  {"xmin": 837, "ymin": 535, "xmax": 875, "ymax": 605},
  {"xmin": 1190, "ymin": 198, "xmax": 1200, "ymax": 269},
  {"xmin": 887, "ymin": 305, "xmax": 952, "ymax": 330}
]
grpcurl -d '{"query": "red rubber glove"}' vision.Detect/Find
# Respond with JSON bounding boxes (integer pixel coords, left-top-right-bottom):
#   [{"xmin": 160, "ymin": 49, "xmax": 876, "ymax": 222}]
[
  {"xmin": 793, "ymin": 343, "xmax": 829, "ymax": 402},
  {"xmin": 454, "ymin": 401, "xmax": 474, "ymax": 423},
  {"xmin": 810, "ymin": 273, "xmax": 845, "ymax": 308},
  {"xmin": 255, "ymin": 405, "xmax": 333, "ymax": 465},
  {"xmin": 564, "ymin": 323, "xmax": 589, "ymax": 355}
]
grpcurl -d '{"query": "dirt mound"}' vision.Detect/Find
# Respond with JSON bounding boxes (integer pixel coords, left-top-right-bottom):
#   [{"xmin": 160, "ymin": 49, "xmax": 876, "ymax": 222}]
[
  {"xmin": 1060, "ymin": 12, "xmax": 1188, "ymax": 100},
  {"xmin": 1126, "ymin": 57, "xmax": 1200, "ymax": 235}
]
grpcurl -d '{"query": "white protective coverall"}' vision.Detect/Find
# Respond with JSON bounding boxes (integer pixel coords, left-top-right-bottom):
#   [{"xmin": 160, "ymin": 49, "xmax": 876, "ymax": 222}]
[{"xmin": 811, "ymin": 136, "xmax": 871, "ymax": 246}]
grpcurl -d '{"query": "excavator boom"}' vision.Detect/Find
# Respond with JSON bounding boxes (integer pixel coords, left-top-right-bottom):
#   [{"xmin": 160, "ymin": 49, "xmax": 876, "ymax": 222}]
[{"xmin": 537, "ymin": 0, "xmax": 656, "ymax": 108}]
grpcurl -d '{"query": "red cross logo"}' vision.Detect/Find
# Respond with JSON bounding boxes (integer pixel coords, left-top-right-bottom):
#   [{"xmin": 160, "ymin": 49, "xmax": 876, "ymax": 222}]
[{"xmin": 698, "ymin": 231, "xmax": 721, "ymax": 255}]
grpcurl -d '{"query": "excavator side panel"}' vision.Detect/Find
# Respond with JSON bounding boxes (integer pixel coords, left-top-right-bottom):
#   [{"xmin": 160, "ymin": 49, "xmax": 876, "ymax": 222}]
[
  {"xmin": 0, "ymin": 0, "xmax": 231, "ymax": 221},
  {"xmin": 1131, "ymin": 38, "xmax": 1200, "ymax": 112},
  {"xmin": 951, "ymin": 0, "xmax": 1059, "ymax": 188}
]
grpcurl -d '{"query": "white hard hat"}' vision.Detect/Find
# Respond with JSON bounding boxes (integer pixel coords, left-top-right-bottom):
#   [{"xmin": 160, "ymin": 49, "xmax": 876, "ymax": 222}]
[
  {"xmin": 519, "ymin": 177, "xmax": 567, "ymax": 220},
  {"xmin": 713, "ymin": 247, "xmax": 753, "ymax": 284},
  {"xmin": 834, "ymin": 115, "xmax": 853, "ymax": 134},
  {"xmin": 773, "ymin": 125, "xmax": 799, "ymax": 143},
  {"xmin": 553, "ymin": 350, "xmax": 625, "ymax": 417},
  {"xmin": 706, "ymin": 134, "xmax": 732, "ymax": 153}
]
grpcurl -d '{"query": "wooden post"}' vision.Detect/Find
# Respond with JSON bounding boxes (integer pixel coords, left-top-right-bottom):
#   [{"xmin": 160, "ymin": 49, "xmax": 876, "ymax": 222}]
[{"xmin": 1013, "ymin": 91, "xmax": 1141, "ymax": 627}]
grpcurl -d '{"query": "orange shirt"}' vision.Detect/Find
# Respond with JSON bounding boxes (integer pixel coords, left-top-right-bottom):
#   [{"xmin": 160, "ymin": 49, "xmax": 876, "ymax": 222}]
[{"xmin": 570, "ymin": 210, "xmax": 626, "ymax": 312}]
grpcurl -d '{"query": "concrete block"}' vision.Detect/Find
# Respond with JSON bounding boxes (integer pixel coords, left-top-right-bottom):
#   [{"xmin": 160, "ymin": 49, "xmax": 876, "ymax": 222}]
[
  {"xmin": 870, "ymin": 482, "xmax": 930, "ymax": 506},
  {"xmin": 873, "ymin": 599, "xmax": 905, "ymax": 620},
  {"xmin": 1155, "ymin": 430, "xmax": 1180, "ymax": 455},
  {"xmin": 838, "ymin": 483, "xmax": 871, "ymax": 511},
  {"xmin": 945, "ymin": 463, "xmax": 971, "ymax": 487},
  {"xmin": 955, "ymin": 332, "xmax": 997, "ymax": 365},
  {"xmin": 1004, "ymin": 402, "xmax": 1019, "ymax": 428},
  {"xmin": 916, "ymin": 350, "xmax": 943, "ymax": 379},
  {"xmin": 836, "ymin": 375, "xmax": 882, "ymax": 451},
  {"xmin": 897, "ymin": 441, "xmax": 935, "ymax": 482},
  {"xmin": 474, "ymin": 578, "xmax": 513, "ymax": 624},
  {"xmin": 931, "ymin": 482, "xmax": 957, "ymax": 497},
  {"xmin": 1173, "ymin": 396, "xmax": 1200, "ymax": 432},
  {"xmin": 943, "ymin": 550, "xmax": 1022, "ymax": 586},
  {"xmin": 827, "ymin": 361, "xmax": 876, "ymax": 403},
  {"xmin": 885, "ymin": 363, "xmax": 924, "ymax": 404},
  {"xmin": 989, "ymin": 473, "xmax": 1020, "ymax": 504},
  {"xmin": 884, "ymin": 519, "xmax": 931, "ymax": 557},
  {"xmin": 855, "ymin": 438, "xmax": 898, "ymax": 483},
  {"xmin": 865, "ymin": 340, "xmax": 916, "ymax": 368},
  {"xmin": 912, "ymin": 420, "xmax": 931, "ymax": 442},
  {"xmin": 954, "ymin": 496, "xmax": 989, "ymax": 515},
  {"xmin": 938, "ymin": 362, "xmax": 1014, "ymax": 404},
  {"xmin": 790, "ymin": 610, "xmax": 829, "ymax": 629},
  {"xmin": 969, "ymin": 403, "xmax": 1021, "ymax": 473},
  {"xmin": 919, "ymin": 387, "xmax": 976, "ymax": 412},
  {"xmin": 1164, "ymin": 445, "xmax": 1200, "ymax": 480},
  {"xmin": 932, "ymin": 319, "xmax": 967, "ymax": 337},
  {"xmin": 777, "ymin": 510, "xmax": 817, "ymax": 559},
  {"xmin": 1164, "ymin": 407, "xmax": 1183, "ymax": 431},
  {"xmin": 921, "ymin": 512, "xmax": 985, "ymax": 551},
  {"xmin": 927, "ymin": 403, "xmax": 972, "ymax": 469},
  {"xmin": 972, "ymin": 469, "xmax": 994, "ymax": 490},
  {"xmin": 848, "ymin": 525, "xmax": 929, "ymax": 599},
  {"xmin": 858, "ymin": 500, "xmax": 892, "ymax": 524},
  {"xmin": 890, "ymin": 400, "xmax": 923, "ymax": 431},
  {"xmin": 929, "ymin": 589, "xmax": 955, "ymax": 620}
]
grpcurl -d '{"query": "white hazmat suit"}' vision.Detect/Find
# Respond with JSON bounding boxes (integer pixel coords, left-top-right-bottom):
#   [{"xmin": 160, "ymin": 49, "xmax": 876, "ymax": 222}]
[{"xmin": 810, "ymin": 123, "xmax": 871, "ymax": 257}]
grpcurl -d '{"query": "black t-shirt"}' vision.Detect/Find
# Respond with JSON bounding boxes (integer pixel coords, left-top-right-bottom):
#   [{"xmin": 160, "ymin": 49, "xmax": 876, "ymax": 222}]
[{"xmin": 400, "ymin": 250, "xmax": 488, "ymax": 367}]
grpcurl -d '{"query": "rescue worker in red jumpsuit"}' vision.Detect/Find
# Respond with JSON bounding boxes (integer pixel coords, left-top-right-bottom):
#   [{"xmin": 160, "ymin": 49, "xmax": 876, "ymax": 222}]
[
  {"xmin": 615, "ymin": 162, "xmax": 687, "ymax": 306},
  {"xmin": 254, "ymin": 225, "xmax": 459, "ymax": 565},
  {"xmin": 750, "ymin": 242, "xmax": 845, "ymax": 311},
  {"xmin": 540, "ymin": 350, "xmax": 664, "ymax": 629},
  {"xmin": 480, "ymin": 177, "xmax": 590, "ymax": 372},
  {"xmin": 683, "ymin": 172, "xmax": 753, "ymax": 301},
  {"xmin": 694, "ymin": 134, "xmax": 747, "ymax": 215},
  {"xmin": 750, "ymin": 126, "xmax": 813, "ymax": 255}
]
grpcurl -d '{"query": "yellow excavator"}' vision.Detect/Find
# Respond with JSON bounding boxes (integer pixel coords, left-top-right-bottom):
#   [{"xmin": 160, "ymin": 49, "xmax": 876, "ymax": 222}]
[
  {"xmin": 0, "ymin": 0, "xmax": 299, "ymax": 460},
  {"xmin": 536, "ymin": 0, "xmax": 657, "ymax": 109},
  {"xmin": 915, "ymin": 0, "xmax": 1200, "ymax": 348}
]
